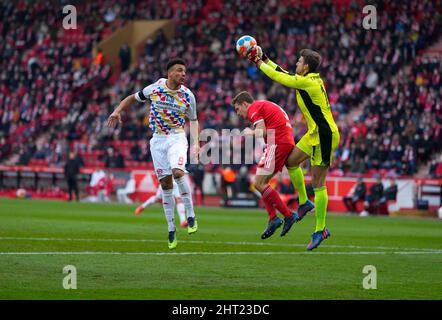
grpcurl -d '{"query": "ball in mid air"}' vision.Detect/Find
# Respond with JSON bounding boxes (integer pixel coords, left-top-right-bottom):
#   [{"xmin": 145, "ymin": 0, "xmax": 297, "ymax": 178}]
[
  {"xmin": 16, "ymin": 188, "xmax": 26, "ymax": 199},
  {"xmin": 236, "ymin": 35, "xmax": 257, "ymax": 57}
]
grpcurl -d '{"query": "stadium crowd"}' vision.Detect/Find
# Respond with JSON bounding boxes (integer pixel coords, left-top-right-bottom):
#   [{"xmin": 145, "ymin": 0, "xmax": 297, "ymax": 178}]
[{"xmin": 0, "ymin": 0, "xmax": 441, "ymax": 182}]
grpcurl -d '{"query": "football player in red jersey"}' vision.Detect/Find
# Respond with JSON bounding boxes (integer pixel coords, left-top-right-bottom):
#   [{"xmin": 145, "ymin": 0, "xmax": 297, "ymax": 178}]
[{"xmin": 232, "ymin": 91, "xmax": 299, "ymax": 239}]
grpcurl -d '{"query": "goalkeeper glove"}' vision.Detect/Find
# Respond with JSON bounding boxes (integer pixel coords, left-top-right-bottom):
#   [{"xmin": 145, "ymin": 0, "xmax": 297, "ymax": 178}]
[
  {"xmin": 247, "ymin": 46, "xmax": 269, "ymax": 64},
  {"xmin": 247, "ymin": 46, "xmax": 262, "ymax": 64}
]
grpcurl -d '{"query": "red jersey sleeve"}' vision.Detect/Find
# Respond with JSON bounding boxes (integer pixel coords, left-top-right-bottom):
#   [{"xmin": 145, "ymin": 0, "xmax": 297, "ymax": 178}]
[{"xmin": 247, "ymin": 102, "xmax": 264, "ymax": 127}]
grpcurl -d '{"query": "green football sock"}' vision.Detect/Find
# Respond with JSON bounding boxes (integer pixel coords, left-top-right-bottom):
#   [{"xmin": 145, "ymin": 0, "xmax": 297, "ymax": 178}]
[
  {"xmin": 314, "ymin": 186, "xmax": 328, "ymax": 232},
  {"xmin": 287, "ymin": 166, "xmax": 308, "ymax": 205}
]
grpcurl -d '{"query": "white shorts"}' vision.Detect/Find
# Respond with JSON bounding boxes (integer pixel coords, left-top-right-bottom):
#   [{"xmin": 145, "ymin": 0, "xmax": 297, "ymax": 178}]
[{"xmin": 150, "ymin": 133, "xmax": 188, "ymax": 180}]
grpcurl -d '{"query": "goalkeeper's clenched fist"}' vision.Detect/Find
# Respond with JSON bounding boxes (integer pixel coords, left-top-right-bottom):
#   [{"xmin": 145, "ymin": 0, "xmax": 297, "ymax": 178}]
[{"xmin": 247, "ymin": 46, "xmax": 269, "ymax": 65}]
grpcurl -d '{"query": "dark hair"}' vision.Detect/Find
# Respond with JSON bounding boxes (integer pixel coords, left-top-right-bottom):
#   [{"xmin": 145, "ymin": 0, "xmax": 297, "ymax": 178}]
[
  {"xmin": 232, "ymin": 91, "xmax": 255, "ymax": 105},
  {"xmin": 166, "ymin": 58, "xmax": 186, "ymax": 71},
  {"xmin": 300, "ymin": 49, "xmax": 322, "ymax": 72}
]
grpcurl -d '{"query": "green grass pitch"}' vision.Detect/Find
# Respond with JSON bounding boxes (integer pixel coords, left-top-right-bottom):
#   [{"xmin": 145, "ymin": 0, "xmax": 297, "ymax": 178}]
[{"xmin": 0, "ymin": 198, "xmax": 441, "ymax": 300}]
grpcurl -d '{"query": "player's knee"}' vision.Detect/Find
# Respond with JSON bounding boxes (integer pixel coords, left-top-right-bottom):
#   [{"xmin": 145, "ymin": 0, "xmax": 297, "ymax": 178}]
[
  {"xmin": 311, "ymin": 175, "xmax": 327, "ymax": 189},
  {"xmin": 286, "ymin": 155, "xmax": 301, "ymax": 168},
  {"xmin": 161, "ymin": 182, "xmax": 173, "ymax": 190},
  {"xmin": 311, "ymin": 171, "xmax": 327, "ymax": 188},
  {"xmin": 160, "ymin": 176, "xmax": 173, "ymax": 190},
  {"xmin": 254, "ymin": 180, "xmax": 266, "ymax": 193},
  {"xmin": 289, "ymin": 158, "xmax": 302, "ymax": 168},
  {"xmin": 312, "ymin": 181, "xmax": 325, "ymax": 189},
  {"xmin": 172, "ymin": 168, "xmax": 185, "ymax": 179}
]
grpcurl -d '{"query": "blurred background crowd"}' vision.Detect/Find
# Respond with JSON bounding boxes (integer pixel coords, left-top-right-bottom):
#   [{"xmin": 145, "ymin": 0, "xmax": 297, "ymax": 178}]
[{"xmin": 1, "ymin": 0, "xmax": 441, "ymax": 196}]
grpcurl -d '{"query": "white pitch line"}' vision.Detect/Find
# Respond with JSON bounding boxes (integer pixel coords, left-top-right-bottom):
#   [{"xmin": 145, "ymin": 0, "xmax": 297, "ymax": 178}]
[
  {"xmin": 0, "ymin": 251, "xmax": 441, "ymax": 256},
  {"xmin": 0, "ymin": 236, "xmax": 441, "ymax": 252}
]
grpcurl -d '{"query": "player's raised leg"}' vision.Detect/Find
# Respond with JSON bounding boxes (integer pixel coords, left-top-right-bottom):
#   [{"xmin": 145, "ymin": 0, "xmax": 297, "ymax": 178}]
[
  {"xmin": 172, "ymin": 181, "xmax": 188, "ymax": 227},
  {"xmin": 255, "ymin": 173, "xmax": 283, "ymax": 239},
  {"xmin": 151, "ymin": 136, "xmax": 178, "ymax": 249},
  {"xmin": 176, "ymin": 198, "xmax": 188, "ymax": 228},
  {"xmin": 135, "ymin": 186, "xmax": 162, "ymax": 215},
  {"xmin": 306, "ymin": 131, "xmax": 339, "ymax": 250},
  {"xmin": 255, "ymin": 170, "xmax": 297, "ymax": 239},
  {"xmin": 286, "ymin": 144, "xmax": 315, "ymax": 221},
  {"xmin": 160, "ymin": 176, "xmax": 178, "ymax": 249},
  {"xmin": 174, "ymin": 170, "xmax": 197, "ymax": 234},
  {"xmin": 311, "ymin": 166, "xmax": 328, "ymax": 231},
  {"xmin": 161, "ymin": 177, "xmax": 178, "ymax": 250},
  {"xmin": 169, "ymin": 134, "xmax": 198, "ymax": 234},
  {"xmin": 306, "ymin": 167, "xmax": 331, "ymax": 251}
]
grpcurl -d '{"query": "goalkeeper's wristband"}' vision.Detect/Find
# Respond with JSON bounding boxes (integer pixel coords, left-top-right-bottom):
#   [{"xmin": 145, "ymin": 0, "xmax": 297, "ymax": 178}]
[
  {"xmin": 252, "ymin": 56, "xmax": 261, "ymax": 65},
  {"xmin": 262, "ymin": 53, "xmax": 269, "ymax": 63},
  {"xmin": 247, "ymin": 48, "xmax": 261, "ymax": 65}
]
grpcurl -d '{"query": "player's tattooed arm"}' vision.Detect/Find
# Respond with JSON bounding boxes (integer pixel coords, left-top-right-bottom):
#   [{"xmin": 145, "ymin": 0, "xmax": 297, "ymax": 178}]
[
  {"xmin": 189, "ymin": 119, "xmax": 200, "ymax": 162},
  {"xmin": 243, "ymin": 121, "xmax": 266, "ymax": 139},
  {"xmin": 107, "ymin": 94, "xmax": 137, "ymax": 127},
  {"xmin": 254, "ymin": 121, "xmax": 266, "ymax": 138}
]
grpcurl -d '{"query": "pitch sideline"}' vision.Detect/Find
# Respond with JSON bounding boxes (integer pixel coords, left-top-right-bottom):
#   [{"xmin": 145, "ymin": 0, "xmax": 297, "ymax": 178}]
[
  {"xmin": 0, "ymin": 251, "xmax": 441, "ymax": 255},
  {"xmin": 0, "ymin": 236, "xmax": 441, "ymax": 253}
]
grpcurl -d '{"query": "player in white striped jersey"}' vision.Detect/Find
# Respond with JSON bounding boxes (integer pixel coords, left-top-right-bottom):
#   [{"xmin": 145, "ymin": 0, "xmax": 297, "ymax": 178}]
[{"xmin": 107, "ymin": 58, "xmax": 200, "ymax": 249}]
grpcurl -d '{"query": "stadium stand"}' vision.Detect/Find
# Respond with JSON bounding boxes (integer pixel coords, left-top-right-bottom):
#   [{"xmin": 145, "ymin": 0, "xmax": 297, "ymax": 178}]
[{"xmin": 0, "ymin": 0, "xmax": 441, "ymax": 204}]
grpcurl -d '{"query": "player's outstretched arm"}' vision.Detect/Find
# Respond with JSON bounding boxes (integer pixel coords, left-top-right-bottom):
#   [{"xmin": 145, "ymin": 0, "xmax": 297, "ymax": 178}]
[
  {"xmin": 187, "ymin": 90, "xmax": 200, "ymax": 163},
  {"xmin": 246, "ymin": 46, "xmax": 286, "ymax": 72},
  {"xmin": 189, "ymin": 119, "xmax": 200, "ymax": 162},
  {"xmin": 107, "ymin": 94, "xmax": 136, "ymax": 127},
  {"xmin": 258, "ymin": 62, "xmax": 306, "ymax": 89},
  {"xmin": 247, "ymin": 48, "xmax": 303, "ymax": 89}
]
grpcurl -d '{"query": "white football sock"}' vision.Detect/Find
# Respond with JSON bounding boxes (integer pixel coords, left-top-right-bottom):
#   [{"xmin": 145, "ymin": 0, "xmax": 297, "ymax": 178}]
[
  {"xmin": 175, "ymin": 176, "xmax": 195, "ymax": 218},
  {"xmin": 142, "ymin": 195, "xmax": 157, "ymax": 208},
  {"xmin": 162, "ymin": 189, "xmax": 176, "ymax": 232},
  {"xmin": 176, "ymin": 201, "xmax": 186, "ymax": 223}
]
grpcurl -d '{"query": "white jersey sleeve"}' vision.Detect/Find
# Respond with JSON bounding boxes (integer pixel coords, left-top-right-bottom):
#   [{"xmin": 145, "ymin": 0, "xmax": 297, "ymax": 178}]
[
  {"xmin": 135, "ymin": 82, "xmax": 156, "ymax": 103},
  {"xmin": 186, "ymin": 91, "xmax": 197, "ymax": 121}
]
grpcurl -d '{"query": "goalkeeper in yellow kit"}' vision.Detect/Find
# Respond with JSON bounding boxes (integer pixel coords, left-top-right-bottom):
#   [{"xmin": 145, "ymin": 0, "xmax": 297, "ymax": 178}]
[{"xmin": 246, "ymin": 46, "xmax": 340, "ymax": 250}]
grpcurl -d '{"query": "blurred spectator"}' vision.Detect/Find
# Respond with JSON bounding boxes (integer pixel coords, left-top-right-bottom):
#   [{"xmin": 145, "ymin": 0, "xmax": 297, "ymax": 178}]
[
  {"xmin": 278, "ymin": 176, "xmax": 297, "ymax": 208},
  {"xmin": 279, "ymin": 177, "xmax": 294, "ymax": 195},
  {"xmin": 0, "ymin": 137, "xmax": 10, "ymax": 160},
  {"xmin": 117, "ymin": 176, "xmax": 136, "ymax": 204},
  {"xmin": 95, "ymin": 48, "xmax": 104, "ymax": 66},
  {"xmin": 379, "ymin": 178, "xmax": 398, "ymax": 215},
  {"xmin": 221, "ymin": 166, "xmax": 236, "ymax": 199},
  {"xmin": 104, "ymin": 7, "xmax": 117, "ymax": 23},
  {"xmin": 103, "ymin": 147, "xmax": 125, "ymax": 168},
  {"xmin": 343, "ymin": 177, "xmax": 366, "ymax": 214},
  {"xmin": 360, "ymin": 174, "xmax": 384, "ymax": 216},
  {"xmin": 119, "ymin": 43, "xmax": 131, "ymax": 72},
  {"xmin": 84, "ymin": 167, "xmax": 109, "ymax": 202},
  {"xmin": 435, "ymin": 162, "xmax": 442, "ymax": 179},
  {"xmin": 236, "ymin": 165, "xmax": 250, "ymax": 194},
  {"xmin": 189, "ymin": 163, "xmax": 205, "ymax": 205},
  {"xmin": 17, "ymin": 146, "xmax": 34, "ymax": 165},
  {"xmin": 383, "ymin": 179, "xmax": 398, "ymax": 202},
  {"xmin": 64, "ymin": 151, "xmax": 83, "ymax": 201}
]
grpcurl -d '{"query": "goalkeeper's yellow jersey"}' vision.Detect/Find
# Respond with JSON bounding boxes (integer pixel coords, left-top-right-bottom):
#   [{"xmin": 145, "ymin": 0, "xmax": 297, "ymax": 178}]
[{"xmin": 259, "ymin": 59, "xmax": 338, "ymax": 146}]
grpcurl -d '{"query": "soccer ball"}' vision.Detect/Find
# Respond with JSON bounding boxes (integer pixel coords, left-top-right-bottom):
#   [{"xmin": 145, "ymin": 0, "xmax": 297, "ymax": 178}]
[
  {"xmin": 16, "ymin": 188, "xmax": 26, "ymax": 199},
  {"xmin": 236, "ymin": 35, "xmax": 257, "ymax": 57}
]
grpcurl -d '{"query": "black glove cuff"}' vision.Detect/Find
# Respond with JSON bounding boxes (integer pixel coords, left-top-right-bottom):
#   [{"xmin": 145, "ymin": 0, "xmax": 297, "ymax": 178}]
[{"xmin": 262, "ymin": 53, "xmax": 269, "ymax": 62}]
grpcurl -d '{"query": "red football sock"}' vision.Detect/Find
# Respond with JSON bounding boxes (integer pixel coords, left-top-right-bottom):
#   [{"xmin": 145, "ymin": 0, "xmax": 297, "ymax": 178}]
[
  {"xmin": 263, "ymin": 200, "xmax": 277, "ymax": 220},
  {"xmin": 261, "ymin": 185, "xmax": 292, "ymax": 218}
]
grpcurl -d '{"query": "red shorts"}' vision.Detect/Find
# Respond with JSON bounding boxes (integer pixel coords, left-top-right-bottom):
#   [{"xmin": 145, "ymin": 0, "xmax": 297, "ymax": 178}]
[{"xmin": 258, "ymin": 143, "xmax": 294, "ymax": 174}]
